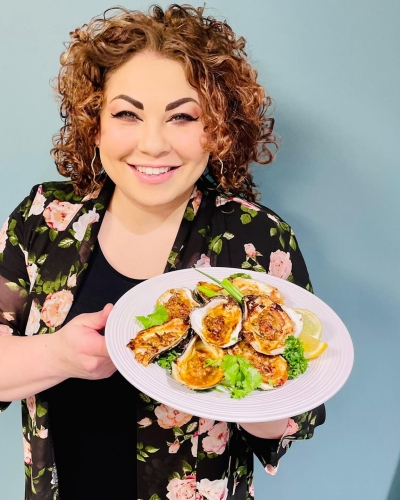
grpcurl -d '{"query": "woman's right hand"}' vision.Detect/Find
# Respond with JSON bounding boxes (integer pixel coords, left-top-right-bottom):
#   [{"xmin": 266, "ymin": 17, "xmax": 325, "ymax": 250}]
[{"xmin": 51, "ymin": 303, "xmax": 117, "ymax": 380}]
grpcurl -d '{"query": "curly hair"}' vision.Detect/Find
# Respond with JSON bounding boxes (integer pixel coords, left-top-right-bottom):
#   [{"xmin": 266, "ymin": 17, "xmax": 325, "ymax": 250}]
[{"xmin": 51, "ymin": 4, "xmax": 278, "ymax": 201}]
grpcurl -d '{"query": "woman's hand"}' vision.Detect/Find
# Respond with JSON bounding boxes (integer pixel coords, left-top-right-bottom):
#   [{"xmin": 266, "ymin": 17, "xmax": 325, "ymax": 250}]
[{"xmin": 51, "ymin": 303, "xmax": 117, "ymax": 380}]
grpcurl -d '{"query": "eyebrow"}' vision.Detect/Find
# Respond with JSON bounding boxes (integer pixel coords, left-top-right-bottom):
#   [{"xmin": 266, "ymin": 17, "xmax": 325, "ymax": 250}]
[{"xmin": 110, "ymin": 95, "xmax": 199, "ymax": 111}]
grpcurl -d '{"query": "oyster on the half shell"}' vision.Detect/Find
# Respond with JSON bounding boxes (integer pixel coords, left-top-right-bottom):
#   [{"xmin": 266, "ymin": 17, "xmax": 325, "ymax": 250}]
[
  {"xmin": 190, "ymin": 296, "xmax": 242, "ymax": 348},
  {"xmin": 156, "ymin": 288, "xmax": 199, "ymax": 321},
  {"xmin": 242, "ymin": 295, "xmax": 303, "ymax": 355},
  {"xmin": 228, "ymin": 339, "xmax": 288, "ymax": 389},
  {"xmin": 230, "ymin": 277, "xmax": 285, "ymax": 305},
  {"xmin": 171, "ymin": 335, "xmax": 225, "ymax": 389},
  {"xmin": 127, "ymin": 318, "xmax": 190, "ymax": 367}
]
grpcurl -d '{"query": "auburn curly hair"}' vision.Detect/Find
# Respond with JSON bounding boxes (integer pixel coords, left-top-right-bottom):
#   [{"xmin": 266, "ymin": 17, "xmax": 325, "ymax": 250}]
[{"xmin": 51, "ymin": 4, "xmax": 278, "ymax": 201}]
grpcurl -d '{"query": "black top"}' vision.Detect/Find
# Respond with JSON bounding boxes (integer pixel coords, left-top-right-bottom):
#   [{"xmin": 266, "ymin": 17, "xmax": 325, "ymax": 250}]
[{"xmin": 46, "ymin": 243, "xmax": 142, "ymax": 500}]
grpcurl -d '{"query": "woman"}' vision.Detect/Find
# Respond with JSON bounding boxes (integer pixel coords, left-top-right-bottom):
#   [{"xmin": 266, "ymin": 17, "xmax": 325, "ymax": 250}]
[{"xmin": 0, "ymin": 5, "xmax": 325, "ymax": 500}]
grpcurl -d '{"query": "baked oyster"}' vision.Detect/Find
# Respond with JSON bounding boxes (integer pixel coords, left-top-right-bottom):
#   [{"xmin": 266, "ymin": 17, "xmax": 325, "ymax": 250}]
[
  {"xmin": 230, "ymin": 277, "xmax": 285, "ymax": 305},
  {"xmin": 156, "ymin": 288, "xmax": 199, "ymax": 321},
  {"xmin": 242, "ymin": 295, "xmax": 302, "ymax": 355},
  {"xmin": 190, "ymin": 296, "xmax": 242, "ymax": 348},
  {"xmin": 171, "ymin": 335, "xmax": 225, "ymax": 389}
]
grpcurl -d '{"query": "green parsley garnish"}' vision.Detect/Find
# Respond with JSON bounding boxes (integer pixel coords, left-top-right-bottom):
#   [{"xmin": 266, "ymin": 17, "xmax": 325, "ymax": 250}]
[
  {"xmin": 205, "ymin": 354, "xmax": 262, "ymax": 399},
  {"xmin": 157, "ymin": 349, "xmax": 181, "ymax": 373},
  {"xmin": 136, "ymin": 304, "xmax": 169, "ymax": 329},
  {"xmin": 282, "ymin": 335, "xmax": 309, "ymax": 379}
]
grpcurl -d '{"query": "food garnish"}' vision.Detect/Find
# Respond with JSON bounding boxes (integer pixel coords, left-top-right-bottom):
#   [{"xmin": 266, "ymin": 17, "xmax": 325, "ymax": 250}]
[
  {"xmin": 194, "ymin": 268, "xmax": 244, "ymax": 304},
  {"xmin": 157, "ymin": 349, "xmax": 181, "ymax": 372},
  {"xmin": 282, "ymin": 336, "xmax": 309, "ymax": 379},
  {"xmin": 136, "ymin": 304, "xmax": 169, "ymax": 329},
  {"xmin": 205, "ymin": 354, "xmax": 263, "ymax": 399}
]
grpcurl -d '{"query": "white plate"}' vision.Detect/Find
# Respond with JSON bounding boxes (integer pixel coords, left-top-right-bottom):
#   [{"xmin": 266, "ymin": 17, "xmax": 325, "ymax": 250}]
[{"xmin": 105, "ymin": 267, "xmax": 353, "ymax": 422}]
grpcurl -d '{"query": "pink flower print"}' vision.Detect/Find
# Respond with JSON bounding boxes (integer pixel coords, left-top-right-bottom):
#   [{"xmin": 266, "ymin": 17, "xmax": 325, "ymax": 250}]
[
  {"xmin": 72, "ymin": 208, "xmax": 100, "ymax": 242},
  {"xmin": 199, "ymin": 418, "xmax": 215, "ymax": 435},
  {"xmin": 67, "ymin": 273, "xmax": 77, "ymax": 288},
  {"xmin": 25, "ymin": 301, "xmax": 41, "ymax": 336},
  {"xmin": 82, "ymin": 186, "xmax": 101, "ymax": 202},
  {"xmin": 0, "ymin": 218, "xmax": 9, "ymax": 254},
  {"xmin": 28, "ymin": 185, "xmax": 46, "ymax": 217},
  {"xmin": 191, "ymin": 186, "xmax": 203, "ymax": 215},
  {"xmin": 194, "ymin": 254, "xmax": 211, "ymax": 268},
  {"xmin": 268, "ymin": 250, "xmax": 292, "ymax": 280},
  {"xmin": 230, "ymin": 198, "xmax": 260, "ymax": 211},
  {"xmin": 169, "ymin": 440, "xmax": 181, "ymax": 454},
  {"xmin": 23, "ymin": 436, "xmax": 32, "ymax": 464},
  {"xmin": 137, "ymin": 417, "xmax": 152, "ymax": 427},
  {"xmin": 43, "ymin": 200, "xmax": 82, "ymax": 232},
  {"xmin": 215, "ymin": 196, "xmax": 229, "ymax": 207},
  {"xmin": 197, "ymin": 478, "xmax": 228, "ymax": 500},
  {"xmin": 265, "ymin": 463, "xmax": 280, "ymax": 475},
  {"xmin": 154, "ymin": 404, "xmax": 193, "ymax": 429},
  {"xmin": 0, "ymin": 325, "xmax": 13, "ymax": 336},
  {"xmin": 267, "ymin": 213, "xmax": 280, "ymax": 224},
  {"xmin": 202, "ymin": 421, "xmax": 229, "ymax": 455},
  {"xmin": 191, "ymin": 432, "xmax": 199, "ymax": 457},
  {"xmin": 2, "ymin": 312, "xmax": 14, "ymax": 322},
  {"xmin": 37, "ymin": 426, "xmax": 48, "ymax": 439},
  {"xmin": 244, "ymin": 243, "xmax": 257, "ymax": 259},
  {"xmin": 283, "ymin": 418, "xmax": 299, "ymax": 437},
  {"xmin": 40, "ymin": 290, "xmax": 73, "ymax": 328},
  {"xmin": 166, "ymin": 474, "xmax": 196, "ymax": 500},
  {"xmin": 248, "ymin": 481, "xmax": 255, "ymax": 496},
  {"xmin": 26, "ymin": 395, "xmax": 36, "ymax": 422}
]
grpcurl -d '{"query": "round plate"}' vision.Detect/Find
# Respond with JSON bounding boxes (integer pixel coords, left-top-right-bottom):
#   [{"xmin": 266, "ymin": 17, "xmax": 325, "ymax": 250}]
[{"xmin": 105, "ymin": 267, "xmax": 353, "ymax": 422}]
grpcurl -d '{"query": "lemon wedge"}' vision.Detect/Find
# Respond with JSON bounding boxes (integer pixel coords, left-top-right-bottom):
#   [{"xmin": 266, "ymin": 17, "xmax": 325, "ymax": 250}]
[
  {"xmin": 298, "ymin": 332, "xmax": 328, "ymax": 359},
  {"xmin": 294, "ymin": 308, "xmax": 323, "ymax": 340}
]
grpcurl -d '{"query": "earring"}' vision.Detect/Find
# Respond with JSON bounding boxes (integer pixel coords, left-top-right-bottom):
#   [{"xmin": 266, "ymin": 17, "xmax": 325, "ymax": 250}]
[
  {"xmin": 219, "ymin": 158, "xmax": 224, "ymax": 176},
  {"xmin": 91, "ymin": 147, "xmax": 98, "ymax": 183}
]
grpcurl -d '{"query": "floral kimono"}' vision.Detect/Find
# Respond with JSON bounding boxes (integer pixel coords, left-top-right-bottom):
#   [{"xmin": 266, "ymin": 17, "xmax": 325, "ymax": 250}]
[{"xmin": 0, "ymin": 175, "xmax": 325, "ymax": 500}]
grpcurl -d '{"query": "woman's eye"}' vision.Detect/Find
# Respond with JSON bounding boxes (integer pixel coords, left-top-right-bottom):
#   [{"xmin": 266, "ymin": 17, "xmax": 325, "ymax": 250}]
[
  {"xmin": 110, "ymin": 110, "xmax": 140, "ymax": 121},
  {"xmin": 169, "ymin": 113, "xmax": 199, "ymax": 123}
]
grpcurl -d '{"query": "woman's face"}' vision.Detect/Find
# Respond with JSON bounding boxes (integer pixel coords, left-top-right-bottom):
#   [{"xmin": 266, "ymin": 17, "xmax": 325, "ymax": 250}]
[{"xmin": 97, "ymin": 51, "xmax": 209, "ymax": 210}]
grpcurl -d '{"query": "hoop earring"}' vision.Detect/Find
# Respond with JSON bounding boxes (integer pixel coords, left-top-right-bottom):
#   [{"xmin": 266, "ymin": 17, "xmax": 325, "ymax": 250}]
[
  {"xmin": 91, "ymin": 147, "xmax": 98, "ymax": 181},
  {"xmin": 219, "ymin": 158, "xmax": 224, "ymax": 176}
]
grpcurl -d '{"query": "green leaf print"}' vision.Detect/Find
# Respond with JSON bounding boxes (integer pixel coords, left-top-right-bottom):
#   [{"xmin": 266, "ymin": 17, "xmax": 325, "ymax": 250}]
[
  {"xmin": 168, "ymin": 251, "xmax": 178, "ymax": 267},
  {"xmin": 53, "ymin": 190, "xmax": 66, "ymax": 201},
  {"xmin": 25, "ymin": 465, "xmax": 31, "ymax": 478},
  {"xmin": 240, "ymin": 214, "xmax": 252, "ymax": 224},
  {"xmin": 173, "ymin": 426, "xmax": 184, "ymax": 436},
  {"xmin": 252, "ymin": 264, "xmax": 266, "ymax": 273},
  {"xmin": 287, "ymin": 273, "xmax": 294, "ymax": 283},
  {"xmin": 279, "ymin": 234, "xmax": 285, "ymax": 248},
  {"xmin": 241, "ymin": 261, "xmax": 252, "ymax": 269},
  {"xmin": 183, "ymin": 207, "xmax": 195, "ymax": 221},
  {"xmin": 18, "ymin": 279, "xmax": 27, "ymax": 288},
  {"xmin": 8, "ymin": 219, "xmax": 17, "ymax": 231},
  {"xmin": 5, "ymin": 282, "xmax": 19, "ymax": 292},
  {"xmin": 212, "ymin": 238, "xmax": 223, "ymax": 254},
  {"xmin": 137, "ymin": 442, "xmax": 143, "ymax": 450},
  {"xmin": 144, "ymin": 446, "xmax": 159, "ymax": 453},
  {"xmin": 140, "ymin": 450, "xmax": 149, "ymax": 458},
  {"xmin": 137, "ymin": 454, "xmax": 146, "ymax": 462},
  {"xmin": 222, "ymin": 232, "xmax": 234, "ymax": 240},
  {"xmin": 306, "ymin": 283, "xmax": 314, "ymax": 293},
  {"xmin": 9, "ymin": 235, "xmax": 19, "ymax": 246},
  {"xmin": 149, "ymin": 494, "xmax": 162, "ymax": 500},
  {"xmin": 280, "ymin": 222, "xmax": 291, "ymax": 232},
  {"xmin": 35, "ymin": 225, "xmax": 48, "ymax": 234},
  {"xmin": 186, "ymin": 422, "xmax": 198, "ymax": 433},
  {"xmin": 43, "ymin": 281, "xmax": 54, "ymax": 294},
  {"xmin": 49, "ymin": 229, "xmax": 58, "ymax": 242},
  {"xmin": 289, "ymin": 235, "xmax": 297, "ymax": 251},
  {"xmin": 168, "ymin": 472, "xmax": 181, "ymax": 481},
  {"xmin": 94, "ymin": 203, "xmax": 104, "ymax": 211},
  {"xmin": 58, "ymin": 238, "xmax": 75, "ymax": 248},
  {"xmin": 241, "ymin": 206, "xmax": 258, "ymax": 218},
  {"xmin": 37, "ymin": 404, "xmax": 47, "ymax": 417},
  {"xmin": 182, "ymin": 460, "xmax": 192, "ymax": 473},
  {"xmin": 20, "ymin": 289, "xmax": 28, "ymax": 298},
  {"xmin": 270, "ymin": 228, "xmax": 278, "ymax": 236}
]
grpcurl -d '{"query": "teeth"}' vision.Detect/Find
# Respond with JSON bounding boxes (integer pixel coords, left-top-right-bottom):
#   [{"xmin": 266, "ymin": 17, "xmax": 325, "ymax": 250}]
[{"xmin": 135, "ymin": 166, "xmax": 172, "ymax": 175}]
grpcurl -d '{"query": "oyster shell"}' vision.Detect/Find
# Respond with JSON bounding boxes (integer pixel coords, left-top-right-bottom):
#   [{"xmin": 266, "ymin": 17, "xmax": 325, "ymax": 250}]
[
  {"xmin": 230, "ymin": 277, "xmax": 285, "ymax": 304},
  {"xmin": 156, "ymin": 288, "xmax": 199, "ymax": 321},
  {"xmin": 127, "ymin": 318, "xmax": 190, "ymax": 366},
  {"xmin": 228, "ymin": 339, "xmax": 288, "ymax": 389},
  {"xmin": 242, "ymin": 295, "xmax": 302, "ymax": 355},
  {"xmin": 171, "ymin": 335, "xmax": 225, "ymax": 389},
  {"xmin": 190, "ymin": 296, "xmax": 242, "ymax": 348}
]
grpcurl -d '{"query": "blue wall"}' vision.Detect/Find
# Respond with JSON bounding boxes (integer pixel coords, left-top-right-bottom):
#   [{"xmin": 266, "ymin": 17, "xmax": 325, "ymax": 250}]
[{"xmin": 1, "ymin": 1, "xmax": 399, "ymax": 499}]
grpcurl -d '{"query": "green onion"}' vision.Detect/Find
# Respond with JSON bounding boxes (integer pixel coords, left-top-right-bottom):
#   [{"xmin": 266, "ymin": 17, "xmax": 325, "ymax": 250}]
[
  {"xmin": 197, "ymin": 285, "xmax": 220, "ymax": 298},
  {"xmin": 194, "ymin": 268, "xmax": 244, "ymax": 304}
]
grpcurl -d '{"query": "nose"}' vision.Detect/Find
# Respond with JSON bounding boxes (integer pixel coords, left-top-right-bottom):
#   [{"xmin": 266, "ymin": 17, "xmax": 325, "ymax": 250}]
[{"xmin": 136, "ymin": 120, "xmax": 171, "ymax": 158}]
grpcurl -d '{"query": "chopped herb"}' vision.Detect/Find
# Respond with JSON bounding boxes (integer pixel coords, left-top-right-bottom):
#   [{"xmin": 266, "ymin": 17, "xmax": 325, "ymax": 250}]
[
  {"xmin": 136, "ymin": 304, "xmax": 169, "ymax": 329},
  {"xmin": 229, "ymin": 273, "xmax": 252, "ymax": 279},
  {"xmin": 205, "ymin": 354, "xmax": 262, "ymax": 399},
  {"xmin": 282, "ymin": 336, "xmax": 309, "ymax": 379},
  {"xmin": 197, "ymin": 285, "xmax": 220, "ymax": 298},
  {"xmin": 157, "ymin": 349, "xmax": 181, "ymax": 373}
]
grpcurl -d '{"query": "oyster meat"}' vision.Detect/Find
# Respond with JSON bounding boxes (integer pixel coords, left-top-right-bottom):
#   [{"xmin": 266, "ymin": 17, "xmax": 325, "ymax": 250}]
[
  {"xmin": 190, "ymin": 296, "xmax": 242, "ymax": 348},
  {"xmin": 230, "ymin": 277, "xmax": 285, "ymax": 305},
  {"xmin": 242, "ymin": 295, "xmax": 303, "ymax": 355},
  {"xmin": 127, "ymin": 318, "xmax": 190, "ymax": 367},
  {"xmin": 171, "ymin": 335, "xmax": 225, "ymax": 389},
  {"xmin": 228, "ymin": 339, "xmax": 288, "ymax": 389},
  {"xmin": 156, "ymin": 288, "xmax": 199, "ymax": 321}
]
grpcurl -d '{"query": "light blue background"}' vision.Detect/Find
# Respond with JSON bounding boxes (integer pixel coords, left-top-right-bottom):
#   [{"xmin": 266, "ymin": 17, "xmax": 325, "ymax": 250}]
[{"xmin": 0, "ymin": 1, "xmax": 399, "ymax": 499}]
